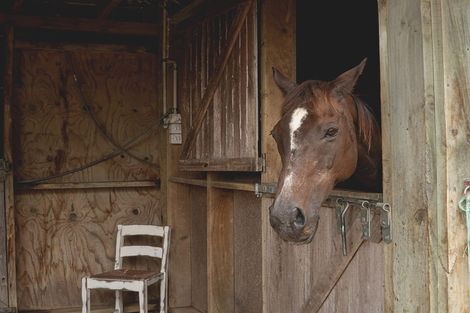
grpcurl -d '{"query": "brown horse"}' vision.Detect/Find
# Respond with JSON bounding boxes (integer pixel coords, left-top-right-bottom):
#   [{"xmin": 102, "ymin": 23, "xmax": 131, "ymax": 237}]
[{"xmin": 269, "ymin": 59, "xmax": 381, "ymax": 243}]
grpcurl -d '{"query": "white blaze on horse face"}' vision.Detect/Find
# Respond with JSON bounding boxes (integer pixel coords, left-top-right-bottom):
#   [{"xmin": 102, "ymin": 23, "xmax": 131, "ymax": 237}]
[{"xmin": 289, "ymin": 107, "xmax": 308, "ymax": 151}]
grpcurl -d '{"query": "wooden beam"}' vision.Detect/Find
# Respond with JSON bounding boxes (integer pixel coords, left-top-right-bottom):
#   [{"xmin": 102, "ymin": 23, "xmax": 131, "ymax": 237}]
[
  {"xmin": 97, "ymin": 0, "xmax": 122, "ymax": 20},
  {"xmin": 180, "ymin": 0, "xmax": 254, "ymax": 158},
  {"xmin": 259, "ymin": 0, "xmax": 295, "ymax": 312},
  {"xmin": 3, "ymin": 24, "xmax": 16, "ymax": 308},
  {"xmin": 170, "ymin": 0, "xmax": 205, "ymax": 24},
  {"xmin": 431, "ymin": 0, "xmax": 470, "ymax": 311},
  {"xmin": 16, "ymin": 180, "xmax": 160, "ymax": 191},
  {"xmin": 207, "ymin": 174, "xmax": 234, "ymax": 313},
  {"xmin": 0, "ymin": 13, "xmax": 159, "ymax": 37},
  {"xmin": 171, "ymin": 0, "xmax": 240, "ymax": 27}
]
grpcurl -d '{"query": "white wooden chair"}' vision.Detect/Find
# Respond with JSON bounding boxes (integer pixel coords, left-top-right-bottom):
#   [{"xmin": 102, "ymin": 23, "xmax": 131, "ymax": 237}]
[{"xmin": 81, "ymin": 225, "xmax": 170, "ymax": 313}]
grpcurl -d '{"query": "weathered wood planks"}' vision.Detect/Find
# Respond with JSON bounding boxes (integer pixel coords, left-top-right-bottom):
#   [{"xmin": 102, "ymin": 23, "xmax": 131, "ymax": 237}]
[
  {"xmin": 178, "ymin": 2, "xmax": 259, "ymax": 171},
  {"xmin": 3, "ymin": 24, "xmax": 16, "ymax": 309}
]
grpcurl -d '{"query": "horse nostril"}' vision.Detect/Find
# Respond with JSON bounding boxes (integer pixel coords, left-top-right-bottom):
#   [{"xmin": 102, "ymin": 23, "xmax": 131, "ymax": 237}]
[{"xmin": 293, "ymin": 207, "xmax": 305, "ymax": 227}]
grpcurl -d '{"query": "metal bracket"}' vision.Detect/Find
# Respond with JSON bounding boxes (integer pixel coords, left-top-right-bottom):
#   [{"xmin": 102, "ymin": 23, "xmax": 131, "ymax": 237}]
[
  {"xmin": 377, "ymin": 202, "xmax": 392, "ymax": 243},
  {"xmin": 255, "ymin": 183, "xmax": 277, "ymax": 198},
  {"xmin": 361, "ymin": 201, "xmax": 371, "ymax": 239},
  {"xmin": 336, "ymin": 199, "xmax": 392, "ymax": 255},
  {"xmin": 336, "ymin": 199, "xmax": 352, "ymax": 256}
]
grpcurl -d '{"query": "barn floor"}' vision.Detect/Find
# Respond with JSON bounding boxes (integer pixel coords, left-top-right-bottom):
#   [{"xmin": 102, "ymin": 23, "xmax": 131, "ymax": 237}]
[{"xmin": 21, "ymin": 304, "xmax": 201, "ymax": 313}]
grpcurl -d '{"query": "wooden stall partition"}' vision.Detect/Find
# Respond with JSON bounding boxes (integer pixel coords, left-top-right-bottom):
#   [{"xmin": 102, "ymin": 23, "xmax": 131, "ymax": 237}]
[
  {"xmin": 207, "ymin": 174, "xmax": 234, "ymax": 313},
  {"xmin": 260, "ymin": 0, "xmax": 385, "ymax": 312},
  {"xmin": 190, "ymin": 186, "xmax": 207, "ymax": 313},
  {"xmin": 12, "ymin": 44, "xmax": 162, "ymax": 310},
  {"xmin": 380, "ymin": 0, "xmax": 470, "ymax": 311}
]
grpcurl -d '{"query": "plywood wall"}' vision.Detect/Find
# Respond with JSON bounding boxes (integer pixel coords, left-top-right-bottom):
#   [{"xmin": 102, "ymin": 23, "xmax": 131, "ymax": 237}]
[
  {"xmin": 12, "ymin": 45, "xmax": 161, "ymax": 310},
  {"xmin": 13, "ymin": 47, "xmax": 159, "ymax": 184}
]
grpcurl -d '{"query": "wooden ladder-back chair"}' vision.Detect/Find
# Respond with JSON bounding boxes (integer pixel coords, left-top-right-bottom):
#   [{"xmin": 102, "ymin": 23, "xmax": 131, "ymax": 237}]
[{"xmin": 81, "ymin": 225, "xmax": 171, "ymax": 313}]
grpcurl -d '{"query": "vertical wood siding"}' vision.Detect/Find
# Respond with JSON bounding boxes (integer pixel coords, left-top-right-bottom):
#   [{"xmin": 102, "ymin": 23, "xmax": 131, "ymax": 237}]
[{"xmin": 179, "ymin": 5, "xmax": 260, "ymax": 171}]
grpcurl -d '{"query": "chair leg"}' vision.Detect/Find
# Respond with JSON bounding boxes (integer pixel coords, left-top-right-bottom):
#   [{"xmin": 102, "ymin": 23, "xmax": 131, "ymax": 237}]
[
  {"xmin": 139, "ymin": 282, "xmax": 148, "ymax": 313},
  {"xmin": 160, "ymin": 274, "xmax": 167, "ymax": 313},
  {"xmin": 81, "ymin": 277, "xmax": 90, "ymax": 313},
  {"xmin": 115, "ymin": 291, "xmax": 123, "ymax": 313}
]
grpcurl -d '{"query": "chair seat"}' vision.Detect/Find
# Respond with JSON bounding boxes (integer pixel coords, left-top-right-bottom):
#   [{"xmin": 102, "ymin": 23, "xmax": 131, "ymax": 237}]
[{"xmin": 90, "ymin": 269, "xmax": 163, "ymax": 282}]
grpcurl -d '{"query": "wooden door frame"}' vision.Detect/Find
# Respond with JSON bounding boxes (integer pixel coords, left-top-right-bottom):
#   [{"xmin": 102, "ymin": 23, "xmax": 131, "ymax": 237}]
[
  {"xmin": 379, "ymin": 0, "xmax": 469, "ymax": 312},
  {"xmin": 1, "ymin": 24, "xmax": 17, "ymax": 309}
]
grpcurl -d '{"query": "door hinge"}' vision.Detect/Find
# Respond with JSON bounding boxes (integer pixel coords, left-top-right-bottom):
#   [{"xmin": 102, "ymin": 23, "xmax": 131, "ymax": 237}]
[
  {"xmin": 377, "ymin": 202, "xmax": 392, "ymax": 243},
  {"xmin": 254, "ymin": 182, "xmax": 276, "ymax": 198}
]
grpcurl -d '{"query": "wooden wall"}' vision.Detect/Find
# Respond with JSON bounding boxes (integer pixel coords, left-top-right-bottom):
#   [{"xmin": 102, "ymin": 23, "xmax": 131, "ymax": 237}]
[
  {"xmin": 11, "ymin": 45, "xmax": 161, "ymax": 310},
  {"xmin": 380, "ymin": 0, "xmax": 470, "ymax": 312}
]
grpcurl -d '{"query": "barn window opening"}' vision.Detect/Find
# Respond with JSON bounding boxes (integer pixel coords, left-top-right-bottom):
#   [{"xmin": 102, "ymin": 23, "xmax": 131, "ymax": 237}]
[{"xmin": 296, "ymin": 0, "xmax": 382, "ymax": 193}]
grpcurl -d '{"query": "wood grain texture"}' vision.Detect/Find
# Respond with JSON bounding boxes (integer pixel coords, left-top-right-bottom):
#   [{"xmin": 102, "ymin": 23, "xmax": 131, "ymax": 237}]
[
  {"xmin": 12, "ymin": 48, "xmax": 159, "ymax": 183},
  {"xmin": 15, "ymin": 188, "xmax": 161, "ymax": 310},
  {"xmin": 439, "ymin": 0, "xmax": 470, "ymax": 310},
  {"xmin": 166, "ymin": 181, "xmax": 192, "ymax": 308},
  {"xmin": 233, "ymin": 191, "xmax": 261, "ymax": 313},
  {"xmin": 190, "ymin": 186, "xmax": 207, "ymax": 312},
  {"xmin": 11, "ymin": 46, "xmax": 162, "ymax": 310},
  {"xmin": 178, "ymin": 3, "xmax": 259, "ymax": 171},
  {"xmin": 380, "ymin": 1, "xmax": 430, "ymax": 311},
  {"xmin": 318, "ymin": 241, "xmax": 384, "ymax": 313},
  {"xmin": 3, "ymin": 24, "xmax": 17, "ymax": 308},
  {"xmin": 207, "ymin": 174, "xmax": 234, "ymax": 313}
]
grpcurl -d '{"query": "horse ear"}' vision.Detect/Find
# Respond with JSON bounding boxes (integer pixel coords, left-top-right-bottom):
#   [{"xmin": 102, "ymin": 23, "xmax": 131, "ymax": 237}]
[
  {"xmin": 272, "ymin": 67, "xmax": 297, "ymax": 95},
  {"xmin": 333, "ymin": 58, "xmax": 367, "ymax": 94}
]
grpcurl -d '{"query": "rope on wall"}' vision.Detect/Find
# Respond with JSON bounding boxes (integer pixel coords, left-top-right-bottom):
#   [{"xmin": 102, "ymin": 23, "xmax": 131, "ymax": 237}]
[
  {"xmin": 65, "ymin": 53, "xmax": 160, "ymax": 170},
  {"xmin": 16, "ymin": 122, "xmax": 159, "ymax": 186}
]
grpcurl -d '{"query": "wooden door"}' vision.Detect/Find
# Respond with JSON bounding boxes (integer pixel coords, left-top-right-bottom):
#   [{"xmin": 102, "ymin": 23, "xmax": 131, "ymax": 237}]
[
  {"xmin": 177, "ymin": 1, "xmax": 262, "ymax": 172},
  {"xmin": 259, "ymin": 0, "xmax": 384, "ymax": 312}
]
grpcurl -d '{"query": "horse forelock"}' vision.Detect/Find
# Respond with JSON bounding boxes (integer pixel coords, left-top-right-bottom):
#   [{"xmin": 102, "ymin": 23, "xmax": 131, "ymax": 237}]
[{"xmin": 281, "ymin": 81, "xmax": 379, "ymax": 152}]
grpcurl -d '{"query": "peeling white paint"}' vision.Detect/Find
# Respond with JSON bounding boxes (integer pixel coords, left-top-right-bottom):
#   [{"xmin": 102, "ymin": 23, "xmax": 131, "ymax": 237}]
[{"xmin": 289, "ymin": 107, "xmax": 308, "ymax": 151}]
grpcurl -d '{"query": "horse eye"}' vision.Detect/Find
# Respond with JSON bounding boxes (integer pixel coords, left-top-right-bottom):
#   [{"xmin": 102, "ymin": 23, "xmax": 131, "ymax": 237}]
[{"xmin": 324, "ymin": 127, "xmax": 339, "ymax": 138}]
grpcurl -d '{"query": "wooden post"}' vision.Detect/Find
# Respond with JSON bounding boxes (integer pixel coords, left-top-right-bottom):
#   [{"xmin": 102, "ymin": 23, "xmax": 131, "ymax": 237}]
[
  {"xmin": 207, "ymin": 173, "xmax": 234, "ymax": 313},
  {"xmin": 380, "ymin": 0, "xmax": 470, "ymax": 311},
  {"xmin": 2, "ymin": 24, "xmax": 16, "ymax": 308},
  {"xmin": 159, "ymin": 8, "xmax": 192, "ymax": 307},
  {"xmin": 259, "ymin": 0, "xmax": 295, "ymax": 313},
  {"xmin": 428, "ymin": 0, "xmax": 470, "ymax": 311}
]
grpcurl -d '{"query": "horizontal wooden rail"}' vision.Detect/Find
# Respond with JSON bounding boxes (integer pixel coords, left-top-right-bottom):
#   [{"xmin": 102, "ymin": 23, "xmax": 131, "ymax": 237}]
[
  {"xmin": 0, "ymin": 13, "xmax": 160, "ymax": 37},
  {"xmin": 16, "ymin": 180, "xmax": 159, "ymax": 191},
  {"xmin": 169, "ymin": 176, "xmax": 383, "ymax": 202}
]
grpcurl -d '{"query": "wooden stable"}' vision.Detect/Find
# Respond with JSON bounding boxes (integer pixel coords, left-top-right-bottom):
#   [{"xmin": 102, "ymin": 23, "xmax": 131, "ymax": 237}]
[{"xmin": 0, "ymin": 0, "xmax": 469, "ymax": 313}]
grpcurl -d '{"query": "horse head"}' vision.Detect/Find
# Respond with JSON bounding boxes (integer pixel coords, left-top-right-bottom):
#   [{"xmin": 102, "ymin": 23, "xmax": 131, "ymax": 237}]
[{"xmin": 269, "ymin": 59, "xmax": 380, "ymax": 244}]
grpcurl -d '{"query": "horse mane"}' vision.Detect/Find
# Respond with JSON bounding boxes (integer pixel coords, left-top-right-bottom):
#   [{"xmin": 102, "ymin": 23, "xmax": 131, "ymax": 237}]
[
  {"xmin": 281, "ymin": 80, "xmax": 379, "ymax": 152},
  {"xmin": 352, "ymin": 95, "xmax": 379, "ymax": 152}
]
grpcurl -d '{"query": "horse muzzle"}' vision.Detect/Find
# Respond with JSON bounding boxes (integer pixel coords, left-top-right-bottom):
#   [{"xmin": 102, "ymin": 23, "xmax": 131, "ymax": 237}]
[{"xmin": 269, "ymin": 205, "xmax": 320, "ymax": 244}]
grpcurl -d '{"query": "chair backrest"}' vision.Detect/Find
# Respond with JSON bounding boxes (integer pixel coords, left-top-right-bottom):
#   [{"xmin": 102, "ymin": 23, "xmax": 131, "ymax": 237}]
[{"xmin": 114, "ymin": 224, "xmax": 170, "ymax": 274}]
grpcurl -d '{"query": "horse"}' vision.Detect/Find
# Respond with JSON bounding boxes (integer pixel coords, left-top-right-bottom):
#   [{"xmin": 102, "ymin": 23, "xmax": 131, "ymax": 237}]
[{"xmin": 268, "ymin": 58, "xmax": 381, "ymax": 244}]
